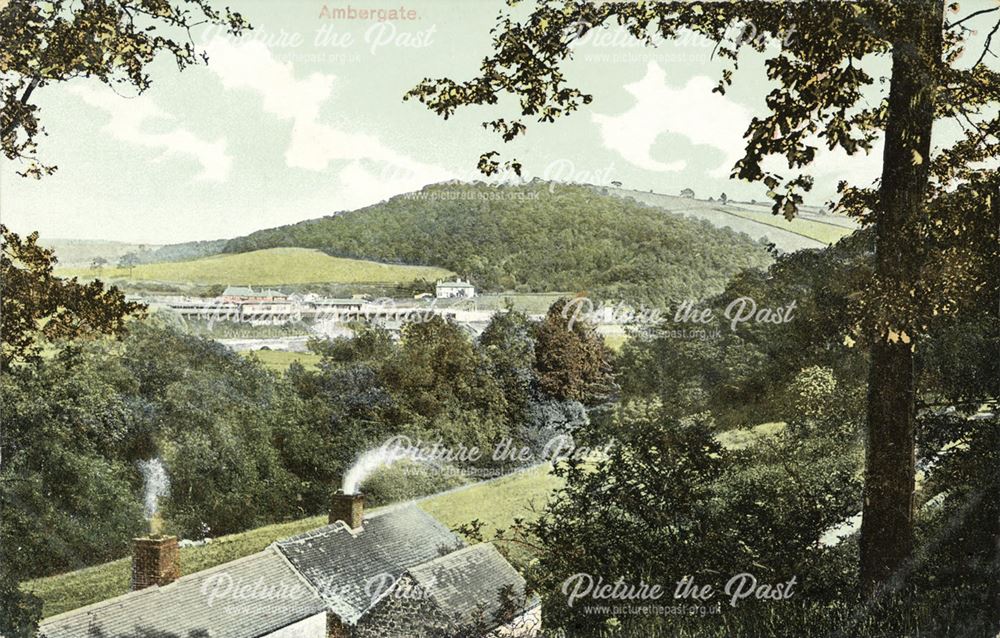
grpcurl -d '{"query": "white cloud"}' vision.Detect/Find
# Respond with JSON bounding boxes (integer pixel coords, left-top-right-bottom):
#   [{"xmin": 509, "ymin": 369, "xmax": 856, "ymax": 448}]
[
  {"xmin": 592, "ymin": 62, "xmax": 751, "ymax": 177},
  {"xmin": 204, "ymin": 38, "xmax": 449, "ymax": 184},
  {"xmin": 69, "ymin": 85, "xmax": 231, "ymax": 182},
  {"xmin": 203, "ymin": 38, "xmax": 333, "ymax": 124},
  {"xmin": 331, "ymin": 160, "xmax": 442, "ymax": 210}
]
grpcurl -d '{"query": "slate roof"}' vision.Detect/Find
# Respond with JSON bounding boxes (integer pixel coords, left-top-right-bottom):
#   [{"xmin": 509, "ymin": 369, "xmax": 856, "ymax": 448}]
[
  {"xmin": 436, "ymin": 280, "xmax": 474, "ymax": 288},
  {"xmin": 407, "ymin": 543, "xmax": 538, "ymax": 627},
  {"xmin": 274, "ymin": 504, "xmax": 462, "ymax": 625},
  {"xmin": 38, "ymin": 549, "xmax": 326, "ymax": 638}
]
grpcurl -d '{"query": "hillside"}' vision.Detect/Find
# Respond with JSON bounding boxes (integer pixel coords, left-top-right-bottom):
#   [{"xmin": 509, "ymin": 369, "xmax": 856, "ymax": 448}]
[
  {"xmin": 141, "ymin": 238, "xmax": 229, "ymax": 264},
  {"xmin": 38, "ymin": 238, "xmax": 161, "ymax": 268},
  {"xmin": 57, "ymin": 247, "xmax": 453, "ymax": 286},
  {"xmin": 222, "ymin": 182, "xmax": 774, "ymax": 305},
  {"xmin": 607, "ymin": 188, "xmax": 857, "ymax": 250}
]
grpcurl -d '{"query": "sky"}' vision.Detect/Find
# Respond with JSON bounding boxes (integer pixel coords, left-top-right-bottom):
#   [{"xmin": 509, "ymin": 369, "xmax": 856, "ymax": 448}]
[{"xmin": 2, "ymin": 0, "xmax": 998, "ymax": 244}]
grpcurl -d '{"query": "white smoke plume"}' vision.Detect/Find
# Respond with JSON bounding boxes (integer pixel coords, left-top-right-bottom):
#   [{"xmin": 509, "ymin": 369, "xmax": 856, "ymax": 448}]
[
  {"xmin": 139, "ymin": 458, "xmax": 170, "ymax": 519},
  {"xmin": 341, "ymin": 439, "xmax": 423, "ymax": 494}
]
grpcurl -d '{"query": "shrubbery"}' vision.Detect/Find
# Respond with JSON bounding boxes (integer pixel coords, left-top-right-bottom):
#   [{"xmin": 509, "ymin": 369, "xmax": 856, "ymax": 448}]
[
  {"xmin": 1, "ymin": 299, "xmax": 615, "ymax": 581},
  {"xmin": 359, "ymin": 460, "xmax": 469, "ymax": 507}
]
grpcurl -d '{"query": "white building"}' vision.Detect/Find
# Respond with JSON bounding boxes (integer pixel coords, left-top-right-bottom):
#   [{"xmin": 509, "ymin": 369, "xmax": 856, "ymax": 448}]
[{"xmin": 436, "ymin": 278, "xmax": 476, "ymax": 298}]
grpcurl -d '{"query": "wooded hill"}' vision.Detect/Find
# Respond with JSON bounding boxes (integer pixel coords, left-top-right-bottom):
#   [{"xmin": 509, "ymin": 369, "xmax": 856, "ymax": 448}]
[{"xmin": 222, "ymin": 181, "xmax": 774, "ymax": 304}]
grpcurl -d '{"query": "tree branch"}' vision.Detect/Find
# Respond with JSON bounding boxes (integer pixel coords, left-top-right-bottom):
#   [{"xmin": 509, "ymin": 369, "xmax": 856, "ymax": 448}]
[
  {"xmin": 974, "ymin": 17, "xmax": 1000, "ymax": 67},
  {"xmin": 946, "ymin": 6, "xmax": 1000, "ymax": 29},
  {"xmin": 0, "ymin": 77, "xmax": 40, "ymax": 138}
]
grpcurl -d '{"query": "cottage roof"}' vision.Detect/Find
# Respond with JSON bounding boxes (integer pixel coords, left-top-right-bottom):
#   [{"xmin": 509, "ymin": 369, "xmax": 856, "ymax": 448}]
[
  {"xmin": 38, "ymin": 549, "xmax": 325, "ymax": 638},
  {"xmin": 436, "ymin": 280, "xmax": 474, "ymax": 289},
  {"xmin": 274, "ymin": 504, "xmax": 462, "ymax": 625},
  {"xmin": 222, "ymin": 285, "xmax": 257, "ymax": 296},
  {"xmin": 407, "ymin": 543, "xmax": 537, "ymax": 626}
]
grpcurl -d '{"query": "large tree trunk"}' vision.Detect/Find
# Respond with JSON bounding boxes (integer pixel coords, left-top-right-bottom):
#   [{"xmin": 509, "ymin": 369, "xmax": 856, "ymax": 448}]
[{"xmin": 859, "ymin": 0, "xmax": 943, "ymax": 598}]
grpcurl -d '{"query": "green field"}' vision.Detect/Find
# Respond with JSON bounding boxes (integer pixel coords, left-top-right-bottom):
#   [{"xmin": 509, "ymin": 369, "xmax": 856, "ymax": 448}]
[
  {"xmin": 239, "ymin": 349, "xmax": 323, "ymax": 373},
  {"xmin": 473, "ymin": 293, "xmax": 569, "ymax": 314},
  {"xmin": 603, "ymin": 333, "xmax": 629, "ymax": 351},
  {"xmin": 609, "ymin": 188, "xmax": 857, "ymax": 248},
  {"xmin": 58, "ymin": 247, "xmax": 453, "ymax": 286},
  {"xmin": 24, "ymin": 464, "xmax": 561, "ymax": 619},
  {"xmin": 723, "ymin": 208, "xmax": 854, "ymax": 245}
]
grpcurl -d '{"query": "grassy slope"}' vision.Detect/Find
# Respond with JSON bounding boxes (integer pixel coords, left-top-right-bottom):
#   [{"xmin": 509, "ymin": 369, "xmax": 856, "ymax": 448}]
[
  {"xmin": 57, "ymin": 247, "xmax": 452, "ymax": 286},
  {"xmin": 39, "ymin": 239, "xmax": 161, "ymax": 268},
  {"xmin": 610, "ymin": 189, "xmax": 856, "ymax": 247},
  {"xmin": 26, "ymin": 465, "xmax": 561, "ymax": 619},
  {"xmin": 723, "ymin": 208, "xmax": 853, "ymax": 245},
  {"xmin": 239, "ymin": 350, "xmax": 322, "ymax": 373}
]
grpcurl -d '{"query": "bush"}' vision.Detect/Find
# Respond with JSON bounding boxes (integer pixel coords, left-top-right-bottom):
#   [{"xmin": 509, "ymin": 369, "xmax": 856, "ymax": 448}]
[{"xmin": 359, "ymin": 460, "xmax": 469, "ymax": 507}]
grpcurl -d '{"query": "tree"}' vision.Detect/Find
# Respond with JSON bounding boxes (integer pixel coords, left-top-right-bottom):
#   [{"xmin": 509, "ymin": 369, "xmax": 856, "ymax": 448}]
[
  {"xmin": 0, "ymin": 225, "xmax": 144, "ymax": 370},
  {"xmin": 385, "ymin": 315, "xmax": 506, "ymax": 424},
  {"xmin": 478, "ymin": 307, "xmax": 537, "ymax": 425},
  {"xmin": 118, "ymin": 251, "xmax": 140, "ymax": 277},
  {"xmin": 0, "ymin": 573, "xmax": 41, "ymax": 638},
  {"xmin": 533, "ymin": 299, "xmax": 614, "ymax": 406},
  {"xmin": 1, "ymin": 0, "xmax": 249, "ymax": 178},
  {"xmin": 90, "ymin": 256, "xmax": 107, "ymax": 270},
  {"xmin": 406, "ymin": 0, "xmax": 999, "ymax": 597},
  {"xmin": 504, "ymin": 400, "xmax": 860, "ymax": 636}
]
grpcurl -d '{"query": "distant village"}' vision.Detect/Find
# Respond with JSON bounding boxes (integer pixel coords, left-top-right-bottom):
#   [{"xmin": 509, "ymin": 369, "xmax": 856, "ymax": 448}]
[
  {"xmin": 144, "ymin": 278, "xmax": 484, "ymax": 326},
  {"xmin": 137, "ymin": 277, "xmax": 627, "ymax": 351}
]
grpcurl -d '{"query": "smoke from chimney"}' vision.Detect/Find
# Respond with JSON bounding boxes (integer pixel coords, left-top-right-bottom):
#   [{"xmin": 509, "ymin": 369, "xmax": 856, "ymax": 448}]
[
  {"xmin": 341, "ymin": 442, "xmax": 421, "ymax": 493},
  {"xmin": 139, "ymin": 458, "xmax": 170, "ymax": 528}
]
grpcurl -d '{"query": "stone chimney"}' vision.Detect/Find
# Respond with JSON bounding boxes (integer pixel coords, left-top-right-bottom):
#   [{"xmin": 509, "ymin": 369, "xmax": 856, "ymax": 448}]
[
  {"xmin": 329, "ymin": 491, "xmax": 364, "ymax": 530},
  {"xmin": 131, "ymin": 536, "xmax": 180, "ymax": 591}
]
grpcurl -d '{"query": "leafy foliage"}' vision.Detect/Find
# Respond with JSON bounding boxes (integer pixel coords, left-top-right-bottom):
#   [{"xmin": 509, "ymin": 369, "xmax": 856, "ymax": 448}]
[
  {"xmin": 403, "ymin": 0, "xmax": 1000, "ymax": 598},
  {"xmin": 1, "ymin": 225, "xmax": 144, "ymax": 371},
  {"xmin": 0, "ymin": 0, "xmax": 248, "ymax": 177},
  {"xmin": 522, "ymin": 402, "xmax": 860, "ymax": 636},
  {"xmin": 534, "ymin": 299, "xmax": 615, "ymax": 405}
]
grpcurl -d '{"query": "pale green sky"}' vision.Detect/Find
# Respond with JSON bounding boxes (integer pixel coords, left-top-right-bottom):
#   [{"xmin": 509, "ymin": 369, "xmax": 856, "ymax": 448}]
[{"xmin": 2, "ymin": 0, "xmax": 997, "ymax": 243}]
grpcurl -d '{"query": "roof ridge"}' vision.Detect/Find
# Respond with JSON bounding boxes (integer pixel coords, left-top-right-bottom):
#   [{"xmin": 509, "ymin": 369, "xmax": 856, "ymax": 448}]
[
  {"xmin": 275, "ymin": 503, "xmax": 429, "ymax": 545},
  {"xmin": 408, "ymin": 542, "xmax": 499, "ymax": 575},
  {"xmin": 276, "ymin": 519, "xmax": 351, "ymax": 545}
]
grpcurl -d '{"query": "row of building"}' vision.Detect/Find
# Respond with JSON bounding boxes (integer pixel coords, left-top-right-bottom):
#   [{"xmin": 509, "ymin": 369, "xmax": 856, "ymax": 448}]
[
  {"xmin": 217, "ymin": 278, "xmax": 476, "ymax": 305},
  {"xmin": 39, "ymin": 492, "xmax": 540, "ymax": 638}
]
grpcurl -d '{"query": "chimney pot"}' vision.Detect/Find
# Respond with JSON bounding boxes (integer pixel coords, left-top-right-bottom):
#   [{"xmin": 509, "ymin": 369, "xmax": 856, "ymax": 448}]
[
  {"xmin": 330, "ymin": 491, "xmax": 364, "ymax": 530},
  {"xmin": 131, "ymin": 536, "xmax": 180, "ymax": 591}
]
